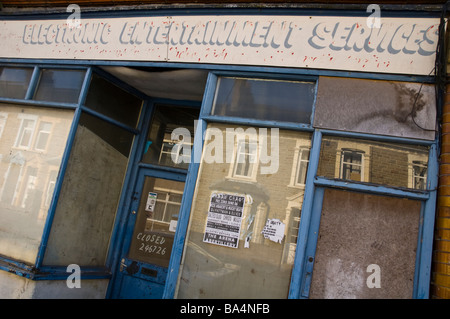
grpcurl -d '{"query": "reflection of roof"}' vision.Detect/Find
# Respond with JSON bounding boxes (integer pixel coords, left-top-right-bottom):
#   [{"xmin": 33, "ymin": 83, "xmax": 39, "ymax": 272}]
[{"xmin": 209, "ymin": 178, "xmax": 269, "ymax": 203}]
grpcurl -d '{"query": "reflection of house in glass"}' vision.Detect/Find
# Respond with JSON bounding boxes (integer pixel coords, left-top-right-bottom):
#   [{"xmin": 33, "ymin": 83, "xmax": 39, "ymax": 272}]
[
  {"xmin": 0, "ymin": 104, "xmax": 73, "ymax": 262},
  {"xmin": 317, "ymin": 136, "xmax": 429, "ymax": 190},
  {"xmin": 178, "ymin": 123, "xmax": 312, "ymax": 298}
]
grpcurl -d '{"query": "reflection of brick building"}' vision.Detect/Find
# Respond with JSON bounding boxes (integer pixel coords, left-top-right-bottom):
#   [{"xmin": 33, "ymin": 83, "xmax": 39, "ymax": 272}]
[
  {"xmin": 0, "ymin": 104, "xmax": 72, "ymax": 263},
  {"xmin": 318, "ymin": 137, "xmax": 429, "ymax": 190}
]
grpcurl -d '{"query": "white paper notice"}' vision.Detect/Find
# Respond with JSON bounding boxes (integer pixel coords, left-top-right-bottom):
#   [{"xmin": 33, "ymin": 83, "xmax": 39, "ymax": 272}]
[
  {"xmin": 203, "ymin": 193, "xmax": 245, "ymax": 249},
  {"xmin": 261, "ymin": 219, "xmax": 286, "ymax": 244},
  {"xmin": 145, "ymin": 192, "xmax": 157, "ymax": 212}
]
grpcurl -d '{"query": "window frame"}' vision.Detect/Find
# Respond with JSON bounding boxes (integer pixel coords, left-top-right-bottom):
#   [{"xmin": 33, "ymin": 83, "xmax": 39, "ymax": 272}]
[{"xmin": 339, "ymin": 148, "xmax": 365, "ymax": 182}]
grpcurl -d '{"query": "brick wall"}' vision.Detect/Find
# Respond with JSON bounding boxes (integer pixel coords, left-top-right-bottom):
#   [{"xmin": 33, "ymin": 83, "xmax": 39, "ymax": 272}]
[{"xmin": 431, "ymin": 86, "xmax": 450, "ymax": 299}]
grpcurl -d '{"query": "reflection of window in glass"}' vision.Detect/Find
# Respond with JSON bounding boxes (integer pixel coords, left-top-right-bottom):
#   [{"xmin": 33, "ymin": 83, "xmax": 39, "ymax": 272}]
[
  {"xmin": 34, "ymin": 69, "xmax": 85, "ymax": 104},
  {"xmin": 149, "ymin": 188, "xmax": 183, "ymax": 226},
  {"xmin": 142, "ymin": 105, "xmax": 199, "ymax": 169},
  {"xmin": 340, "ymin": 149, "xmax": 364, "ymax": 182},
  {"xmin": 44, "ymin": 170, "xmax": 58, "ymax": 208},
  {"xmin": 158, "ymin": 132, "xmax": 193, "ymax": 169},
  {"xmin": 1, "ymin": 162, "xmax": 23, "ymax": 205},
  {"xmin": 0, "ymin": 67, "xmax": 34, "ymax": 99},
  {"xmin": 412, "ymin": 161, "xmax": 427, "ymax": 190},
  {"xmin": 0, "ymin": 112, "xmax": 8, "ymax": 139},
  {"xmin": 21, "ymin": 167, "xmax": 38, "ymax": 210},
  {"xmin": 212, "ymin": 77, "xmax": 315, "ymax": 123},
  {"xmin": 35, "ymin": 121, "xmax": 52, "ymax": 151},
  {"xmin": 15, "ymin": 116, "xmax": 37, "ymax": 149},
  {"xmin": 233, "ymin": 140, "xmax": 258, "ymax": 179},
  {"xmin": 295, "ymin": 148, "xmax": 310, "ymax": 186}
]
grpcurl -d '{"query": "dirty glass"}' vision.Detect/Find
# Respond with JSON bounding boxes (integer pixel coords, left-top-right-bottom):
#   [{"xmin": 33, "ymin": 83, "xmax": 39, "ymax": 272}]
[
  {"xmin": 128, "ymin": 177, "xmax": 185, "ymax": 267},
  {"xmin": 309, "ymin": 189, "xmax": 420, "ymax": 298},
  {"xmin": 141, "ymin": 105, "xmax": 199, "ymax": 169},
  {"xmin": 317, "ymin": 136, "xmax": 430, "ymax": 190},
  {"xmin": 43, "ymin": 112, "xmax": 134, "ymax": 266},
  {"xmin": 313, "ymin": 76, "xmax": 436, "ymax": 141},
  {"xmin": 84, "ymin": 73, "xmax": 143, "ymax": 128},
  {"xmin": 211, "ymin": 77, "xmax": 315, "ymax": 124},
  {"xmin": 0, "ymin": 103, "xmax": 74, "ymax": 264},
  {"xmin": 0, "ymin": 67, "xmax": 34, "ymax": 99},
  {"xmin": 176, "ymin": 123, "xmax": 311, "ymax": 298},
  {"xmin": 34, "ymin": 69, "xmax": 85, "ymax": 104}
]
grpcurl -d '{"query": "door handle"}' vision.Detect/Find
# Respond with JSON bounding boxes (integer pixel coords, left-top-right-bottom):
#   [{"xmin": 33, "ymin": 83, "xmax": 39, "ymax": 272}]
[{"xmin": 120, "ymin": 258, "xmax": 127, "ymax": 272}]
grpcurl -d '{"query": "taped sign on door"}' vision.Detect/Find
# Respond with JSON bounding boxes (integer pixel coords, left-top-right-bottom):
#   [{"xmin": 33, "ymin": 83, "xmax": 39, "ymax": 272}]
[{"xmin": 145, "ymin": 192, "xmax": 157, "ymax": 213}]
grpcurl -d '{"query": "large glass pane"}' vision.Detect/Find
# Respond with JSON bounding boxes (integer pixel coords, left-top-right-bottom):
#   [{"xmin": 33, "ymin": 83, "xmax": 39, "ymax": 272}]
[
  {"xmin": 0, "ymin": 67, "xmax": 34, "ymax": 99},
  {"xmin": 34, "ymin": 69, "xmax": 85, "ymax": 103},
  {"xmin": 0, "ymin": 103, "xmax": 73, "ymax": 264},
  {"xmin": 142, "ymin": 105, "xmax": 199, "ymax": 169},
  {"xmin": 211, "ymin": 77, "xmax": 315, "ymax": 124},
  {"xmin": 43, "ymin": 112, "xmax": 134, "ymax": 266},
  {"xmin": 128, "ymin": 177, "xmax": 185, "ymax": 268},
  {"xmin": 84, "ymin": 73, "xmax": 142, "ymax": 128},
  {"xmin": 309, "ymin": 189, "xmax": 420, "ymax": 298},
  {"xmin": 317, "ymin": 136, "xmax": 430, "ymax": 190},
  {"xmin": 176, "ymin": 123, "xmax": 311, "ymax": 298}
]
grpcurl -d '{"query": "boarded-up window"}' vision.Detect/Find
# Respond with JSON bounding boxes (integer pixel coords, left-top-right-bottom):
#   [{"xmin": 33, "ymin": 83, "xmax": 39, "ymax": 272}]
[{"xmin": 309, "ymin": 189, "xmax": 420, "ymax": 299}]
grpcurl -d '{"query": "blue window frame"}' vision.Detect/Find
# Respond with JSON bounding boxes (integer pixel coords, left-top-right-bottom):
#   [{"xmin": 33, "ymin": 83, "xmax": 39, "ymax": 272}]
[
  {"xmin": 0, "ymin": 62, "xmax": 440, "ymax": 300},
  {"xmin": 163, "ymin": 71, "xmax": 439, "ymax": 300}
]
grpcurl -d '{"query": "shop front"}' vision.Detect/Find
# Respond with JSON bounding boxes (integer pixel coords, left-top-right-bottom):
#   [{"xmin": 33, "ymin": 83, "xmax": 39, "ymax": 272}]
[{"xmin": 0, "ymin": 5, "xmax": 444, "ymax": 299}]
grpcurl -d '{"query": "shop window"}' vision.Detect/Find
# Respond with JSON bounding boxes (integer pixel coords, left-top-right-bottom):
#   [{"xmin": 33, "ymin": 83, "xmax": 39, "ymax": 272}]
[
  {"xmin": 313, "ymin": 77, "xmax": 436, "ymax": 141},
  {"xmin": 211, "ymin": 77, "xmax": 315, "ymax": 124},
  {"xmin": 0, "ymin": 67, "xmax": 34, "ymax": 99},
  {"xmin": 309, "ymin": 189, "xmax": 420, "ymax": 298},
  {"xmin": 34, "ymin": 69, "xmax": 85, "ymax": 104},
  {"xmin": 0, "ymin": 104, "xmax": 74, "ymax": 264},
  {"xmin": 84, "ymin": 73, "xmax": 142, "ymax": 128},
  {"xmin": 43, "ymin": 112, "xmax": 135, "ymax": 266},
  {"xmin": 176, "ymin": 123, "xmax": 312, "ymax": 298},
  {"xmin": 142, "ymin": 104, "xmax": 199, "ymax": 169},
  {"xmin": 317, "ymin": 136, "xmax": 429, "ymax": 190},
  {"xmin": 340, "ymin": 149, "xmax": 364, "ymax": 182}
]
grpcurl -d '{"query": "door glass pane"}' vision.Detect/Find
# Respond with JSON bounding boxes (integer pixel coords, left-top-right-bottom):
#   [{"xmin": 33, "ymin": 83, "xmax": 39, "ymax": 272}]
[
  {"xmin": 0, "ymin": 67, "xmax": 34, "ymax": 99},
  {"xmin": 34, "ymin": 69, "xmax": 85, "ymax": 103},
  {"xmin": 317, "ymin": 136, "xmax": 430, "ymax": 190},
  {"xmin": 129, "ymin": 177, "xmax": 185, "ymax": 268},
  {"xmin": 309, "ymin": 189, "xmax": 420, "ymax": 298},
  {"xmin": 176, "ymin": 123, "xmax": 311, "ymax": 298},
  {"xmin": 141, "ymin": 104, "xmax": 199, "ymax": 169},
  {"xmin": 211, "ymin": 77, "xmax": 315, "ymax": 124}
]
